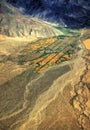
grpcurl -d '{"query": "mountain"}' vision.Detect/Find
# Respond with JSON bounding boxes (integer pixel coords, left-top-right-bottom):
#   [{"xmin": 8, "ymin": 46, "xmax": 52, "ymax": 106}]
[
  {"xmin": 0, "ymin": 1, "xmax": 61, "ymax": 38},
  {"xmin": 6, "ymin": 0, "xmax": 90, "ymax": 28}
]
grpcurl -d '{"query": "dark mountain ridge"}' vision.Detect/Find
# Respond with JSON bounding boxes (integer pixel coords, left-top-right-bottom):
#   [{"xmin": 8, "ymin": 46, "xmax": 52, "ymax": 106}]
[
  {"xmin": 6, "ymin": 0, "xmax": 90, "ymax": 28},
  {"xmin": 0, "ymin": 1, "xmax": 61, "ymax": 37}
]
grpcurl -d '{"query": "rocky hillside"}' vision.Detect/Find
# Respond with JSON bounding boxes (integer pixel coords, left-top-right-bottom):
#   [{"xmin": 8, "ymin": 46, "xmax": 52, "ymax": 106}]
[
  {"xmin": 0, "ymin": 1, "xmax": 61, "ymax": 38},
  {"xmin": 6, "ymin": 0, "xmax": 90, "ymax": 28}
]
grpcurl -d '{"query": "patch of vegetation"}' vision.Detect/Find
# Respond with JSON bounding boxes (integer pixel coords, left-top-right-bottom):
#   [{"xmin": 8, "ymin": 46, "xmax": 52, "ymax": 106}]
[
  {"xmin": 70, "ymin": 43, "xmax": 77, "ymax": 48},
  {"xmin": 66, "ymin": 50, "xmax": 74, "ymax": 55},
  {"xmin": 40, "ymin": 52, "xmax": 48, "ymax": 57},
  {"xmin": 54, "ymin": 26, "xmax": 70, "ymax": 34},
  {"xmin": 83, "ymin": 34, "xmax": 90, "ymax": 39},
  {"xmin": 18, "ymin": 54, "xmax": 26, "ymax": 65}
]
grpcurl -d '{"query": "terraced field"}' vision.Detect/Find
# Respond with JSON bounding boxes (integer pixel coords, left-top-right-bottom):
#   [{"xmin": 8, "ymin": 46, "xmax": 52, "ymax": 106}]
[{"xmin": 13, "ymin": 36, "xmax": 79, "ymax": 73}]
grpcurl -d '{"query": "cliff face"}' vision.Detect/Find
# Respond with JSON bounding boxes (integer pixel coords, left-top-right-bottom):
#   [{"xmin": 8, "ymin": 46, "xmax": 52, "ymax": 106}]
[{"xmin": 6, "ymin": 0, "xmax": 90, "ymax": 28}]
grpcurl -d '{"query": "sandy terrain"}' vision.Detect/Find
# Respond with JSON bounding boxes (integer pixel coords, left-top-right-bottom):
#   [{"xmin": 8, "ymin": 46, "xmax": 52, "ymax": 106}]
[
  {"xmin": 83, "ymin": 39, "xmax": 90, "ymax": 50},
  {"xmin": 0, "ymin": 29, "xmax": 90, "ymax": 130}
]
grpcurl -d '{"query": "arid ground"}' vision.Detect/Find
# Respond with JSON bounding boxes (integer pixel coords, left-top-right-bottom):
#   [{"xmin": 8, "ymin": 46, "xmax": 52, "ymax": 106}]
[{"xmin": 0, "ymin": 27, "xmax": 90, "ymax": 130}]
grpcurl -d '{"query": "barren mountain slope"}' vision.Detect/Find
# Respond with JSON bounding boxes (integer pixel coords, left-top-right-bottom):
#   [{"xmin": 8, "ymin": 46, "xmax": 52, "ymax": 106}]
[{"xmin": 0, "ymin": 1, "xmax": 61, "ymax": 38}]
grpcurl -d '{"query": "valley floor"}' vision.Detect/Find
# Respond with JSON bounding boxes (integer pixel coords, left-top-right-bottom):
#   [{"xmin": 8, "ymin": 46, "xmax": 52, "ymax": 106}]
[{"xmin": 0, "ymin": 29, "xmax": 90, "ymax": 130}]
